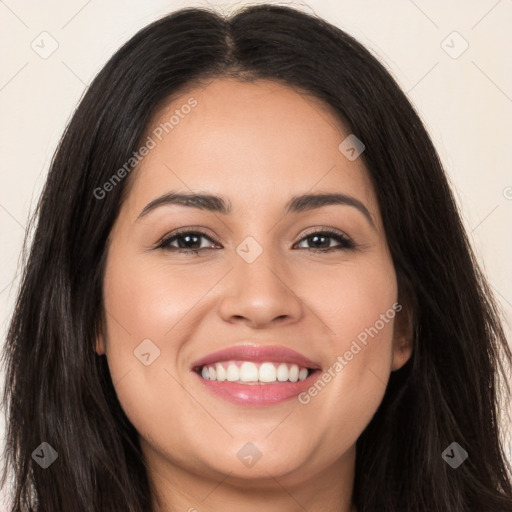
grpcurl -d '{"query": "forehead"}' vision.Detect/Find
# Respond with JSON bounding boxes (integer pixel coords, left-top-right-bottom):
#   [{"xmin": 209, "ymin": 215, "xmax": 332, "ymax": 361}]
[{"xmin": 124, "ymin": 78, "xmax": 378, "ymax": 222}]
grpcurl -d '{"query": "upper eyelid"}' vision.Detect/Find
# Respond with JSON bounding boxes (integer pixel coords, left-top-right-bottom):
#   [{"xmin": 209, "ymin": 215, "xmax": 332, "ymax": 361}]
[{"xmin": 159, "ymin": 228, "xmax": 219, "ymax": 245}]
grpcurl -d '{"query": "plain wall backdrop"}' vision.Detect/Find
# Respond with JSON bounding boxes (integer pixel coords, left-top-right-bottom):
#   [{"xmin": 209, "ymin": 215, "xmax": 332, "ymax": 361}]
[{"xmin": 1, "ymin": 0, "xmax": 511, "ymax": 505}]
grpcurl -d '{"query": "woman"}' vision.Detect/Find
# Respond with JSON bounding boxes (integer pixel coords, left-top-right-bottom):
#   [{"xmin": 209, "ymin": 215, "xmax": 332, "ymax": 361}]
[{"xmin": 2, "ymin": 4, "xmax": 511, "ymax": 511}]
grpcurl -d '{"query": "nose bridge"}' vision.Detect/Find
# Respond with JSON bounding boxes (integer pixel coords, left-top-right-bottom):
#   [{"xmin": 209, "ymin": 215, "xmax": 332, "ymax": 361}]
[
  {"xmin": 235, "ymin": 233, "xmax": 290, "ymax": 295},
  {"xmin": 218, "ymin": 234, "xmax": 303, "ymax": 326}
]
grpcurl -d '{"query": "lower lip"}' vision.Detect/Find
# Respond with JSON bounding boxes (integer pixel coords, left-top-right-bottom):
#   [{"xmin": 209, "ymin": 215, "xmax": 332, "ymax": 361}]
[{"xmin": 193, "ymin": 370, "xmax": 319, "ymax": 407}]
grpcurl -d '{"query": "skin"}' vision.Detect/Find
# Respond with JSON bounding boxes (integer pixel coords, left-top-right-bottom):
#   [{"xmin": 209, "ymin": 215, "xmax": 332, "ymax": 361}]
[{"xmin": 96, "ymin": 78, "xmax": 412, "ymax": 512}]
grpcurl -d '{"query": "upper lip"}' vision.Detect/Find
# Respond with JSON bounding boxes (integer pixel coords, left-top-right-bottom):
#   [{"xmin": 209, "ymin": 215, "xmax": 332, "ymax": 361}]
[{"xmin": 191, "ymin": 344, "xmax": 322, "ymax": 370}]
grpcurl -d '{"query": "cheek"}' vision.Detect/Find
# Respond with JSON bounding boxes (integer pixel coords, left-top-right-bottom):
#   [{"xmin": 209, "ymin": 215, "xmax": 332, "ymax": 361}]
[
  {"xmin": 305, "ymin": 248, "xmax": 398, "ymax": 356},
  {"xmin": 100, "ymin": 249, "xmax": 186, "ymax": 394},
  {"xmin": 102, "ymin": 242, "xmax": 219, "ymax": 376},
  {"xmin": 294, "ymin": 252, "xmax": 398, "ymax": 445},
  {"xmin": 101, "ymin": 251, "xmax": 211, "ymax": 465},
  {"xmin": 329, "ymin": 265, "xmax": 398, "ymax": 361}
]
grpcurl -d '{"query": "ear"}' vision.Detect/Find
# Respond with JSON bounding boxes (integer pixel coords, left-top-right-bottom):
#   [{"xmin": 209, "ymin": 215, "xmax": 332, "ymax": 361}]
[
  {"xmin": 95, "ymin": 308, "xmax": 108, "ymax": 355},
  {"xmin": 391, "ymin": 301, "xmax": 413, "ymax": 371},
  {"xmin": 95, "ymin": 334, "xmax": 106, "ymax": 355}
]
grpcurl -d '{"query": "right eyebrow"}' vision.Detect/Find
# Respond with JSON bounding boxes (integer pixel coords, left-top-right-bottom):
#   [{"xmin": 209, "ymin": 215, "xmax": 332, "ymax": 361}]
[{"xmin": 137, "ymin": 192, "xmax": 231, "ymax": 219}]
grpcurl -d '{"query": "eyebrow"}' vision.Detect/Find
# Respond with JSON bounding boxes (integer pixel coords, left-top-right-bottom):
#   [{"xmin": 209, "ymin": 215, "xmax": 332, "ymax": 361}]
[{"xmin": 137, "ymin": 191, "xmax": 375, "ymax": 228}]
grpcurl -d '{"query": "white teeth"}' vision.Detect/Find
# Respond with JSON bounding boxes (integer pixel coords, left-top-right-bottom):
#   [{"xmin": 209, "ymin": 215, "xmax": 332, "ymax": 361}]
[
  {"xmin": 259, "ymin": 362, "xmax": 277, "ymax": 382},
  {"xmin": 289, "ymin": 364, "xmax": 299, "ymax": 382},
  {"xmin": 226, "ymin": 363, "xmax": 239, "ymax": 382},
  {"xmin": 215, "ymin": 363, "xmax": 226, "ymax": 381},
  {"xmin": 239, "ymin": 362, "xmax": 259, "ymax": 382},
  {"xmin": 199, "ymin": 361, "xmax": 311, "ymax": 383},
  {"xmin": 276, "ymin": 363, "xmax": 289, "ymax": 382}
]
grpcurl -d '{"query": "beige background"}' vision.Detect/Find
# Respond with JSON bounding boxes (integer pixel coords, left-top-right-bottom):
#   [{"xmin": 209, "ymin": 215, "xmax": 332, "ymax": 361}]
[{"xmin": 1, "ymin": 0, "xmax": 511, "ymax": 504}]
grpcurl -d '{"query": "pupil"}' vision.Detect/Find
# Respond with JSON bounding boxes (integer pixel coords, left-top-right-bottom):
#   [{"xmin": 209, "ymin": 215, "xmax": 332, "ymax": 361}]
[
  {"xmin": 179, "ymin": 234, "xmax": 199, "ymax": 249},
  {"xmin": 311, "ymin": 235, "xmax": 328, "ymax": 248}
]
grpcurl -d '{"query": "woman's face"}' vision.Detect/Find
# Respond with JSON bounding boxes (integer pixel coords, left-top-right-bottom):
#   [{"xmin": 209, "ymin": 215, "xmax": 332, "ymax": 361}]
[{"xmin": 98, "ymin": 78, "xmax": 411, "ymax": 494}]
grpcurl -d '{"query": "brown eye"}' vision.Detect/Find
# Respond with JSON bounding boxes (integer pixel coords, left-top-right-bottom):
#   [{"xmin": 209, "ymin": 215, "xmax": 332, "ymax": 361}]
[
  {"xmin": 295, "ymin": 229, "xmax": 355, "ymax": 252},
  {"xmin": 156, "ymin": 229, "xmax": 220, "ymax": 254}
]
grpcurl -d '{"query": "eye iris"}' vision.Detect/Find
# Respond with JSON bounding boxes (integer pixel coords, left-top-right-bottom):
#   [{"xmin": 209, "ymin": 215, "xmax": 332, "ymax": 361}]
[
  {"xmin": 309, "ymin": 234, "xmax": 330, "ymax": 248},
  {"xmin": 178, "ymin": 234, "xmax": 200, "ymax": 249}
]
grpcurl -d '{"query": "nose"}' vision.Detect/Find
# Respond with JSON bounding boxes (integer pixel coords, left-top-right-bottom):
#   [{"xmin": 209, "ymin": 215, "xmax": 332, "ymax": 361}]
[{"xmin": 218, "ymin": 244, "xmax": 304, "ymax": 329}]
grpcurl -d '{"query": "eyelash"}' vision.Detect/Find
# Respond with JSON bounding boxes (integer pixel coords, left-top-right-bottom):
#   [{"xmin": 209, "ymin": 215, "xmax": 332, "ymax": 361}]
[{"xmin": 154, "ymin": 227, "xmax": 356, "ymax": 255}]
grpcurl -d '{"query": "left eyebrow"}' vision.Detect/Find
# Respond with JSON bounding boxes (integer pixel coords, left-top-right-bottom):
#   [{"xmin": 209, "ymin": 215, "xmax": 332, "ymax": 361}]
[
  {"xmin": 285, "ymin": 192, "xmax": 375, "ymax": 229},
  {"xmin": 136, "ymin": 191, "xmax": 375, "ymax": 229}
]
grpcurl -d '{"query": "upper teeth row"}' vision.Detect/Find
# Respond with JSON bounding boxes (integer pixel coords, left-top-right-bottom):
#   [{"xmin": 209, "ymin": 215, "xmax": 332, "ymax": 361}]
[{"xmin": 200, "ymin": 361, "xmax": 309, "ymax": 383}]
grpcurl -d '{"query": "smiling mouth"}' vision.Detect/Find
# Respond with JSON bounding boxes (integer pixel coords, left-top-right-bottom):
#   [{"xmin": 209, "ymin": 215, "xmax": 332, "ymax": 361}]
[{"xmin": 193, "ymin": 360, "xmax": 316, "ymax": 384}]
